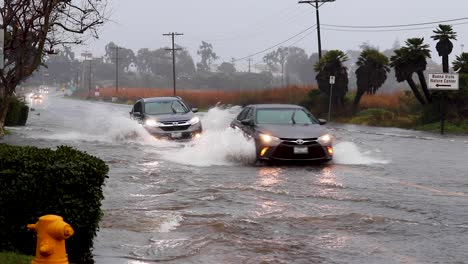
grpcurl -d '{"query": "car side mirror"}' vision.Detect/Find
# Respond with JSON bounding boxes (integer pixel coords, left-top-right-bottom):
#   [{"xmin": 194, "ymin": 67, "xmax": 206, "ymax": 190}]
[
  {"xmin": 241, "ymin": 119, "xmax": 254, "ymax": 126},
  {"xmin": 318, "ymin": 119, "xmax": 327, "ymax": 125},
  {"xmin": 192, "ymin": 108, "xmax": 199, "ymax": 113}
]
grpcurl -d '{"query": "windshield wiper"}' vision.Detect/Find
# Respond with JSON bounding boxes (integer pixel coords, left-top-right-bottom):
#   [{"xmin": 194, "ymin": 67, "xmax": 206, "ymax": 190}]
[{"xmin": 291, "ymin": 111, "xmax": 296, "ymax": 125}]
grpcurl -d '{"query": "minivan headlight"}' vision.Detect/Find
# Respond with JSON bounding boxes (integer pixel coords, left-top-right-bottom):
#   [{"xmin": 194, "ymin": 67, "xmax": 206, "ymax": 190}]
[
  {"xmin": 318, "ymin": 134, "xmax": 332, "ymax": 144},
  {"xmin": 145, "ymin": 119, "xmax": 163, "ymax": 127},
  {"xmin": 189, "ymin": 116, "xmax": 200, "ymax": 125}
]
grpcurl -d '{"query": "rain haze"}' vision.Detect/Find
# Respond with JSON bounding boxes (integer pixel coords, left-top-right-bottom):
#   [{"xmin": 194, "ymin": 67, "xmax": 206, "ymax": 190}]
[{"xmin": 84, "ymin": 0, "xmax": 468, "ymax": 68}]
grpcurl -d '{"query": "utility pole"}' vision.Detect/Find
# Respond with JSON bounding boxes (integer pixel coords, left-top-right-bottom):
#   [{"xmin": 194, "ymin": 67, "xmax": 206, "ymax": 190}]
[
  {"xmin": 86, "ymin": 59, "xmax": 94, "ymax": 99},
  {"xmin": 110, "ymin": 46, "xmax": 121, "ymax": 94},
  {"xmin": 247, "ymin": 58, "xmax": 253, "ymax": 73},
  {"xmin": 299, "ymin": 0, "xmax": 335, "ymax": 59},
  {"xmin": 163, "ymin": 32, "xmax": 184, "ymax": 96}
]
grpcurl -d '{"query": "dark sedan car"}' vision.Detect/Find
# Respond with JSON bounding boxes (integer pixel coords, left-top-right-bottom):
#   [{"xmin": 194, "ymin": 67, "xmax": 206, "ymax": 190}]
[
  {"xmin": 231, "ymin": 104, "xmax": 333, "ymax": 162},
  {"xmin": 130, "ymin": 96, "xmax": 202, "ymax": 140}
]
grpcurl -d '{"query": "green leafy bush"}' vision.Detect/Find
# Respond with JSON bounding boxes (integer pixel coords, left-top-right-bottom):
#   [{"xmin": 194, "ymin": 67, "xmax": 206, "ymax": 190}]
[
  {"xmin": 0, "ymin": 144, "xmax": 109, "ymax": 263},
  {"xmin": 1, "ymin": 97, "xmax": 29, "ymax": 126},
  {"xmin": 350, "ymin": 108, "xmax": 396, "ymax": 126}
]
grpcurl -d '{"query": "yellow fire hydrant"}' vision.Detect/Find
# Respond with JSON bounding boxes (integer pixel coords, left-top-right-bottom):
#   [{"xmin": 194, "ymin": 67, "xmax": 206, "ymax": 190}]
[{"xmin": 27, "ymin": 215, "xmax": 74, "ymax": 264}]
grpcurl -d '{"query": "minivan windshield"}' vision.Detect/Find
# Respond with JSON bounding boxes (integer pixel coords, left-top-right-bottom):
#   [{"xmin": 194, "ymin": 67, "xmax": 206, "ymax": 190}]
[
  {"xmin": 256, "ymin": 109, "xmax": 316, "ymax": 125},
  {"xmin": 145, "ymin": 100, "xmax": 189, "ymax": 115}
]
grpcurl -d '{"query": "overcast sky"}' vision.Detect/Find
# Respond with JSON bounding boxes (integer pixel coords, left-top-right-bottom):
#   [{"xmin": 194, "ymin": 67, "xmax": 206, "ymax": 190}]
[{"xmin": 81, "ymin": 0, "xmax": 468, "ymax": 69}]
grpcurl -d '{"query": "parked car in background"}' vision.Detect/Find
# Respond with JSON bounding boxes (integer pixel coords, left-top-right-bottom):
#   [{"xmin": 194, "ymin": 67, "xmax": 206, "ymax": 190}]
[
  {"xmin": 130, "ymin": 96, "xmax": 202, "ymax": 140},
  {"xmin": 231, "ymin": 104, "xmax": 333, "ymax": 163}
]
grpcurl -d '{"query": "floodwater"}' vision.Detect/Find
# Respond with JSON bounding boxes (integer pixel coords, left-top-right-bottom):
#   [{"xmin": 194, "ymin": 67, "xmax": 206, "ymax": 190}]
[{"xmin": 3, "ymin": 94, "xmax": 468, "ymax": 264}]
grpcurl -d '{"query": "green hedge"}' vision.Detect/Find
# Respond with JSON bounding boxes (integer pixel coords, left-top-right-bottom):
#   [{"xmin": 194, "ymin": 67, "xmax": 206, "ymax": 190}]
[
  {"xmin": 0, "ymin": 144, "xmax": 109, "ymax": 263},
  {"xmin": 1, "ymin": 97, "xmax": 29, "ymax": 126}
]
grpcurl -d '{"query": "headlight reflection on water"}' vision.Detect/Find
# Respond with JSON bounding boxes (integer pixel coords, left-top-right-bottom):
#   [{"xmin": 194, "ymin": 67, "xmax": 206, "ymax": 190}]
[{"xmin": 257, "ymin": 167, "xmax": 286, "ymax": 187}]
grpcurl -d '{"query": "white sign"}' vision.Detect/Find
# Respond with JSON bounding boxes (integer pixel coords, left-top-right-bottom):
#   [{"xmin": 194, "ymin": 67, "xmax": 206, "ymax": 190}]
[
  {"xmin": 329, "ymin": 76, "xmax": 335, "ymax": 85},
  {"xmin": 428, "ymin": 73, "xmax": 459, "ymax": 90},
  {"xmin": 0, "ymin": 29, "xmax": 4, "ymax": 69}
]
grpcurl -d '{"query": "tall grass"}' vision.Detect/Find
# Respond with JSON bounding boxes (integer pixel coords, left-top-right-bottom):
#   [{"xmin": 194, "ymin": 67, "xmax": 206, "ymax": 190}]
[{"xmin": 94, "ymin": 85, "xmax": 315, "ymax": 109}]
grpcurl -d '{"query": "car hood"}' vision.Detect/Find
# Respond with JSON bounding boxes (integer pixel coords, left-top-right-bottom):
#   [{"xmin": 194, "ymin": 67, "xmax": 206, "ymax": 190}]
[
  {"xmin": 255, "ymin": 124, "xmax": 327, "ymax": 139},
  {"xmin": 146, "ymin": 112, "xmax": 194, "ymax": 122}
]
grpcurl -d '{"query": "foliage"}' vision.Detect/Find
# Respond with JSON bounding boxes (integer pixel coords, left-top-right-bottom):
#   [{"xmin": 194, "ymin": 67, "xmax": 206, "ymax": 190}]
[
  {"xmin": 431, "ymin": 24, "xmax": 457, "ymax": 73},
  {"xmin": 431, "ymin": 24, "xmax": 458, "ymax": 41},
  {"xmin": 218, "ymin": 62, "xmax": 236, "ymax": 74},
  {"xmin": 354, "ymin": 48, "xmax": 390, "ymax": 105},
  {"xmin": 453, "ymin": 53, "xmax": 468, "ymax": 73},
  {"xmin": 431, "ymin": 24, "xmax": 457, "ymax": 57},
  {"xmin": 416, "ymin": 121, "xmax": 468, "ymax": 134},
  {"xmin": 300, "ymin": 89, "xmax": 330, "ymax": 118},
  {"xmin": 197, "ymin": 41, "xmax": 218, "ymax": 72},
  {"xmin": 390, "ymin": 38, "xmax": 432, "ymax": 105},
  {"xmin": 1, "ymin": 97, "xmax": 29, "ymax": 127},
  {"xmin": 314, "ymin": 50, "xmax": 349, "ymax": 102},
  {"xmin": 0, "ymin": 0, "xmax": 107, "ymax": 132},
  {"xmin": 0, "ymin": 144, "xmax": 109, "ymax": 263},
  {"xmin": 0, "ymin": 252, "xmax": 33, "ymax": 264}
]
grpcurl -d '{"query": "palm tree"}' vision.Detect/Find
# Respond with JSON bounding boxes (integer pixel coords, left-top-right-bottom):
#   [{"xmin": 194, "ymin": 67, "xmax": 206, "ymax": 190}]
[
  {"xmin": 354, "ymin": 48, "xmax": 390, "ymax": 106},
  {"xmin": 314, "ymin": 50, "xmax": 349, "ymax": 106},
  {"xmin": 390, "ymin": 38, "xmax": 432, "ymax": 105},
  {"xmin": 431, "ymin": 24, "xmax": 457, "ymax": 73},
  {"xmin": 453, "ymin": 52, "xmax": 468, "ymax": 74}
]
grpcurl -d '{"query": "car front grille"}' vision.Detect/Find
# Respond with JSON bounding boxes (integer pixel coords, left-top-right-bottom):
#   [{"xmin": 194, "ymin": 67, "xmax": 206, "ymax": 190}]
[
  {"xmin": 160, "ymin": 125, "xmax": 191, "ymax": 131},
  {"xmin": 272, "ymin": 143, "xmax": 326, "ymax": 159},
  {"xmin": 281, "ymin": 139, "xmax": 319, "ymax": 146}
]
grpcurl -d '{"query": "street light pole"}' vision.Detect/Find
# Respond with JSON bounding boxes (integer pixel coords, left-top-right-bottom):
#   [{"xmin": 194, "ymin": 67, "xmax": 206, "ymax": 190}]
[{"xmin": 299, "ymin": 0, "xmax": 335, "ymax": 59}]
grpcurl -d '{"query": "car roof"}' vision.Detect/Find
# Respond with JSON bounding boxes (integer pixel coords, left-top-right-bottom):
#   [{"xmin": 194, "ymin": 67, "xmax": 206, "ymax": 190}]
[
  {"xmin": 247, "ymin": 104, "xmax": 304, "ymax": 109},
  {"xmin": 142, "ymin": 96, "xmax": 182, "ymax": 103}
]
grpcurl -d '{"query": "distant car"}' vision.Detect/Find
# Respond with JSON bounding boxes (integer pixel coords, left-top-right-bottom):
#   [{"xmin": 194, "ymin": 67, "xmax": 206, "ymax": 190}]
[
  {"xmin": 231, "ymin": 104, "xmax": 333, "ymax": 163},
  {"xmin": 32, "ymin": 93, "xmax": 43, "ymax": 102},
  {"xmin": 130, "ymin": 96, "xmax": 202, "ymax": 140}
]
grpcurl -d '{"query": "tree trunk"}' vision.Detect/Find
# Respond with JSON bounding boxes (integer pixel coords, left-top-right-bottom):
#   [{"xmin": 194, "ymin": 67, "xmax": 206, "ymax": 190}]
[
  {"xmin": 353, "ymin": 90, "xmax": 365, "ymax": 106},
  {"xmin": 442, "ymin": 55, "xmax": 449, "ymax": 74},
  {"xmin": 417, "ymin": 71, "xmax": 432, "ymax": 103},
  {"xmin": 406, "ymin": 77, "xmax": 426, "ymax": 105}
]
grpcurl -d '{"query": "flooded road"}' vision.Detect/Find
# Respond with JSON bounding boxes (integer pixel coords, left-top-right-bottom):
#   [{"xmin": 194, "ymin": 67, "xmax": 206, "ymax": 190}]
[{"xmin": 3, "ymin": 95, "xmax": 468, "ymax": 264}]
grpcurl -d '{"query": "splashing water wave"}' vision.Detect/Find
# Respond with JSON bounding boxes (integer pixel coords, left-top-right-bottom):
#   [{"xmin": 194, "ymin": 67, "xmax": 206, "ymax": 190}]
[{"xmin": 332, "ymin": 142, "xmax": 389, "ymax": 165}]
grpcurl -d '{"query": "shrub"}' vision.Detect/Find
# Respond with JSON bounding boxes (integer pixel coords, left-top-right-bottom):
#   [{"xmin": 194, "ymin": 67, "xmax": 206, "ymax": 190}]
[
  {"xmin": 0, "ymin": 144, "xmax": 109, "ymax": 263},
  {"xmin": 350, "ymin": 108, "xmax": 396, "ymax": 126},
  {"xmin": 1, "ymin": 97, "xmax": 29, "ymax": 126},
  {"xmin": 18, "ymin": 104, "xmax": 30, "ymax": 126},
  {"xmin": 4, "ymin": 97, "xmax": 21, "ymax": 126}
]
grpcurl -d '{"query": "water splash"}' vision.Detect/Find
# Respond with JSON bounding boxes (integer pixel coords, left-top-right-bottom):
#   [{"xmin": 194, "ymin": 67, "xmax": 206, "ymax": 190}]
[
  {"xmin": 333, "ymin": 142, "xmax": 389, "ymax": 165},
  {"xmin": 163, "ymin": 128, "xmax": 256, "ymax": 167}
]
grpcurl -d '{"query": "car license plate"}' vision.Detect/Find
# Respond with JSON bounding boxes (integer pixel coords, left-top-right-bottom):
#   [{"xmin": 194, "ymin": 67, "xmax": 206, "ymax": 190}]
[
  {"xmin": 294, "ymin": 147, "xmax": 308, "ymax": 154},
  {"xmin": 171, "ymin": 132, "xmax": 182, "ymax": 138}
]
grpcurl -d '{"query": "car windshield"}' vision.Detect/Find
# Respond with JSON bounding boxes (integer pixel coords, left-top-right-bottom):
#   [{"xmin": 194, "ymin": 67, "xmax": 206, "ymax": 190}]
[
  {"xmin": 144, "ymin": 100, "xmax": 188, "ymax": 115},
  {"xmin": 256, "ymin": 109, "xmax": 316, "ymax": 125}
]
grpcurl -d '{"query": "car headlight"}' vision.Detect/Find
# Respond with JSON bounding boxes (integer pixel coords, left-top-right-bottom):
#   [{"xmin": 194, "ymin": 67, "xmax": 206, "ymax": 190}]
[
  {"xmin": 189, "ymin": 116, "xmax": 200, "ymax": 125},
  {"xmin": 259, "ymin": 133, "xmax": 280, "ymax": 144},
  {"xmin": 318, "ymin": 134, "xmax": 332, "ymax": 144},
  {"xmin": 145, "ymin": 119, "xmax": 163, "ymax": 127}
]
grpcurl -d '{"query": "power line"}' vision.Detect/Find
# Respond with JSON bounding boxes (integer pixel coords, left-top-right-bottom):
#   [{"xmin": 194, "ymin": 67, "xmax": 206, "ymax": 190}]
[
  {"xmin": 186, "ymin": 7, "xmax": 310, "ymax": 43},
  {"xmin": 299, "ymin": 0, "xmax": 336, "ymax": 59},
  {"xmin": 233, "ymin": 24, "xmax": 316, "ymax": 62},
  {"xmin": 321, "ymin": 21, "xmax": 468, "ymax": 32},
  {"xmin": 322, "ymin": 17, "xmax": 468, "ymax": 29}
]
